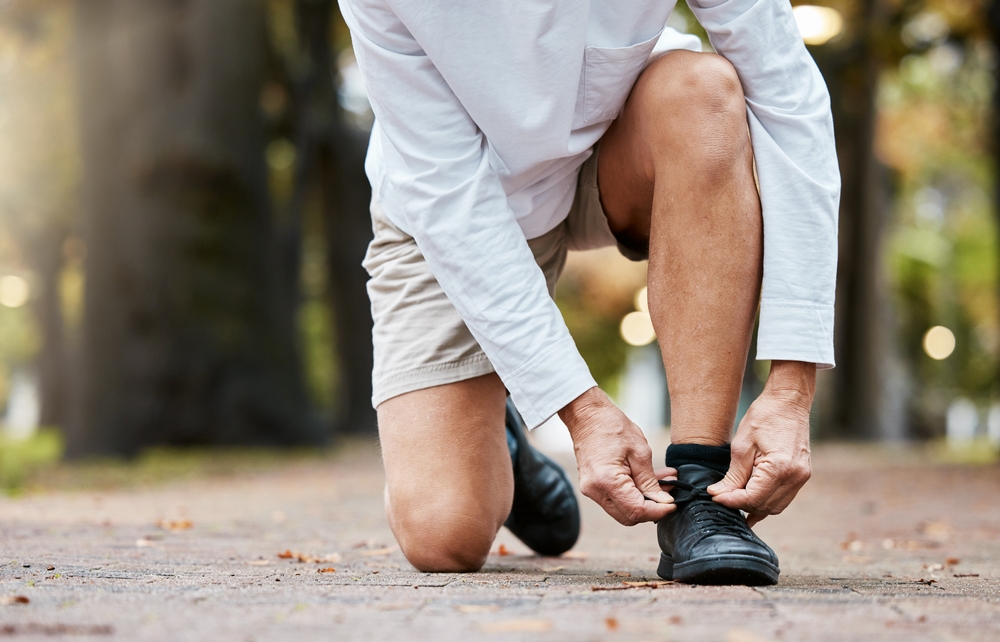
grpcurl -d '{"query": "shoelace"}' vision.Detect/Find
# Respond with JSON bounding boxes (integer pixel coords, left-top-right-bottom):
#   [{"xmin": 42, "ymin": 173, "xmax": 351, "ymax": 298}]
[{"xmin": 658, "ymin": 479, "xmax": 757, "ymax": 540}]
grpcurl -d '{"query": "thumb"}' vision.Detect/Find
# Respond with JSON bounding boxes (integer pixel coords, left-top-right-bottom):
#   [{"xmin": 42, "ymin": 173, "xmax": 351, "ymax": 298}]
[
  {"xmin": 708, "ymin": 442, "xmax": 753, "ymax": 496},
  {"xmin": 631, "ymin": 452, "xmax": 674, "ymax": 505}
]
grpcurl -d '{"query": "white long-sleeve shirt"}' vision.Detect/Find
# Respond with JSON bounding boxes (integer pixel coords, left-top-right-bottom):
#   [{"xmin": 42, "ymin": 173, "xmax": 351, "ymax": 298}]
[{"xmin": 341, "ymin": 0, "xmax": 840, "ymax": 429}]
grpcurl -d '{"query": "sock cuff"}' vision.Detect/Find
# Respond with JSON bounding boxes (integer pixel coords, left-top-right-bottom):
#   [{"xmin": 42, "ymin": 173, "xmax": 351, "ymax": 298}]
[{"xmin": 665, "ymin": 443, "xmax": 731, "ymax": 475}]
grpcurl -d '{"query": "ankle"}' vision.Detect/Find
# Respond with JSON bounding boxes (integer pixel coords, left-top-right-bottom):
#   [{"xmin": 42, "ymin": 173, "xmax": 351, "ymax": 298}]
[{"xmin": 665, "ymin": 443, "xmax": 731, "ymax": 476}]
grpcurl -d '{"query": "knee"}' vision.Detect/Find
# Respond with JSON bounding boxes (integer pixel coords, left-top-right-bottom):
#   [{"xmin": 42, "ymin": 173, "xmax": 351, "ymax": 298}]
[
  {"xmin": 636, "ymin": 51, "xmax": 747, "ymax": 140},
  {"xmin": 389, "ymin": 497, "xmax": 503, "ymax": 573}
]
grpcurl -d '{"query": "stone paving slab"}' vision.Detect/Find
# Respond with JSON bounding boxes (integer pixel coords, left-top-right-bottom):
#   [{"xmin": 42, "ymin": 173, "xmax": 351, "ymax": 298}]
[{"xmin": 1, "ymin": 439, "xmax": 999, "ymax": 641}]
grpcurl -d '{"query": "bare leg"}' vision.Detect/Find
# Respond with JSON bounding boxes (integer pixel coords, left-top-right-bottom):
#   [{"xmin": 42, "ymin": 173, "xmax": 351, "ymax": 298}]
[
  {"xmin": 377, "ymin": 373, "xmax": 512, "ymax": 572},
  {"xmin": 598, "ymin": 51, "xmax": 763, "ymax": 446}
]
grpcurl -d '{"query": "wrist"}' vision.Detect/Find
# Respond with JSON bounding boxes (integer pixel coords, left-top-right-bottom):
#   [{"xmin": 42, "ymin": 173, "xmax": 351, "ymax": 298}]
[
  {"xmin": 763, "ymin": 360, "xmax": 816, "ymax": 406},
  {"xmin": 558, "ymin": 386, "xmax": 608, "ymax": 439}
]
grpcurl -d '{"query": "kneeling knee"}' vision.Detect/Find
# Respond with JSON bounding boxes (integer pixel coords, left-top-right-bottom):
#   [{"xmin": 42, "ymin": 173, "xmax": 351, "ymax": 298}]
[{"xmin": 391, "ymin": 505, "xmax": 499, "ymax": 573}]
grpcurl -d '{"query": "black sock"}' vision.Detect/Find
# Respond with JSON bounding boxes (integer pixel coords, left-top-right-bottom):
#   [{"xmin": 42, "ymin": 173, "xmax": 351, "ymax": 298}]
[{"xmin": 665, "ymin": 443, "xmax": 731, "ymax": 476}]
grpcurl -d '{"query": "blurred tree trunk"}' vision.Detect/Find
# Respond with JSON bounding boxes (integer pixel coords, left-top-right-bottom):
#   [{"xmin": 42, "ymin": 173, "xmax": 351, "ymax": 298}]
[
  {"xmin": 290, "ymin": 0, "xmax": 376, "ymax": 434},
  {"xmin": 811, "ymin": 0, "xmax": 905, "ymax": 440},
  {"xmin": 989, "ymin": 1, "xmax": 1000, "ymax": 394},
  {"xmin": 31, "ymin": 224, "xmax": 68, "ymax": 427},
  {"xmin": 70, "ymin": 0, "xmax": 322, "ymax": 456},
  {"xmin": 320, "ymin": 118, "xmax": 375, "ymax": 434}
]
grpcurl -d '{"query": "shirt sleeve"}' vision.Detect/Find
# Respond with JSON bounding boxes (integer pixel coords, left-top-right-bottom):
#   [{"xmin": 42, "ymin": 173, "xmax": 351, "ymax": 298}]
[
  {"xmin": 340, "ymin": 0, "xmax": 596, "ymax": 427},
  {"xmin": 688, "ymin": 0, "xmax": 841, "ymax": 368}
]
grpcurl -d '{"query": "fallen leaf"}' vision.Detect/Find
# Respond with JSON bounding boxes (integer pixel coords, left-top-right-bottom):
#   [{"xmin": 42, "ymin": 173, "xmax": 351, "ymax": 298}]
[
  {"xmin": 592, "ymin": 581, "xmax": 673, "ymax": 591},
  {"xmin": 359, "ymin": 547, "xmax": 397, "ymax": 557},
  {"xmin": 46, "ymin": 566, "xmax": 54, "ymax": 571},
  {"xmin": 953, "ymin": 573, "xmax": 979, "ymax": 578},
  {"xmin": 277, "ymin": 550, "xmax": 343, "ymax": 563},
  {"xmin": 838, "ymin": 533, "xmax": 859, "ymax": 550},
  {"xmin": 317, "ymin": 567, "xmax": 336, "ymax": 574},
  {"xmin": 561, "ymin": 551, "xmax": 588, "ymax": 559},
  {"xmin": 155, "ymin": 519, "xmax": 193, "ymax": 532},
  {"xmin": 495, "ymin": 544, "xmax": 512, "ymax": 556},
  {"xmin": 605, "ymin": 617, "xmax": 619, "ymax": 631},
  {"xmin": 457, "ymin": 605, "xmax": 500, "ymax": 613},
  {"xmin": 0, "ymin": 595, "xmax": 30, "ymax": 605},
  {"xmin": 945, "ymin": 557, "xmax": 960, "ymax": 566},
  {"xmin": 606, "ymin": 571, "xmax": 631, "ymax": 577},
  {"xmin": 921, "ymin": 521, "xmax": 950, "ymax": 542},
  {"xmin": 479, "ymin": 619, "xmax": 552, "ymax": 633}
]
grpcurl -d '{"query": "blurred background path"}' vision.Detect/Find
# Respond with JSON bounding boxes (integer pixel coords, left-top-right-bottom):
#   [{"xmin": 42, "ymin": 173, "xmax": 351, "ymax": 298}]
[{"xmin": 2, "ymin": 438, "xmax": 998, "ymax": 641}]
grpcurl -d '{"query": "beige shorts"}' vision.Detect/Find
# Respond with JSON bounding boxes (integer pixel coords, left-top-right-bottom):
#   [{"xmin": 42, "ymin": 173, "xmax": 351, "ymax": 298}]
[{"xmin": 363, "ymin": 147, "xmax": 642, "ymax": 408}]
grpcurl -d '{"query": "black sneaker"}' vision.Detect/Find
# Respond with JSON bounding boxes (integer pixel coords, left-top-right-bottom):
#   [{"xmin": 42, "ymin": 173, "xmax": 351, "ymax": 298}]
[
  {"xmin": 656, "ymin": 463, "xmax": 779, "ymax": 585},
  {"xmin": 503, "ymin": 398, "xmax": 580, "ymax": 556}
]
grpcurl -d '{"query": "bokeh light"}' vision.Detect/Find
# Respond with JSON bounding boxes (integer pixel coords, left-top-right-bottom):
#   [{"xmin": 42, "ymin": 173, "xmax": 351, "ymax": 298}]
[
  {"xmin": 0, "ymin": 275, "xmax": 30, "ymax": 308},
  {"xmin": 923, "ymin": 325, "xmax": 956, "ymax": 360},
  {"xmin": 620, "ymin": 311, "xmax": 656, "ymax": 346},
  {"xmin": 266, "ymin": 138, "xmax": 296, "ymax": 171},
  {"xmin": 793, "ymin": 6, "xmax": 844, "ymax": 46},
  {"xmin": 634, "ymin": 286, "xmax": 648, "ymax": 313}
]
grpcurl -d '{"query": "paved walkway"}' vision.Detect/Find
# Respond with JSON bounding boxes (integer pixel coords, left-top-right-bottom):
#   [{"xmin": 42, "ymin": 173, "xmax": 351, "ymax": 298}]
[{"xmin": 1, "ymin": 438, "xmax": 999, "ymax": 641}]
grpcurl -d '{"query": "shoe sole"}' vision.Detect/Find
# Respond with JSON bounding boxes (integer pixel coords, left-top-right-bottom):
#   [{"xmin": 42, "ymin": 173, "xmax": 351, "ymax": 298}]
[{"xmin": 657, "ymin": 553, "xmax": 779, "ymax": 586}]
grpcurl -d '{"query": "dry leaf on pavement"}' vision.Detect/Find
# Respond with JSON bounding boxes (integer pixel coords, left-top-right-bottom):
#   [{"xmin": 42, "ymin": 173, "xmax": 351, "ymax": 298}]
[
  {"xmin": 359, "ymin": 547, "xmax": 397, "ymax": 557},
  {"xmin": 277, "ymin": 550, "xmax": 342, "ymax": 563},
  {"xmin": 1, "ymin": 596, "xmax": 30, "ymax": 605},
  {"xmin": 155, "ymin": 519, "xmax": 193, "ymax": 531},
  {"xmin": 317, "ymin": 567, "xmax": 336, "ymax": 573},
  {"xmin": 591, "ymin": 580, "xmax": 674, "ymax": 591}
]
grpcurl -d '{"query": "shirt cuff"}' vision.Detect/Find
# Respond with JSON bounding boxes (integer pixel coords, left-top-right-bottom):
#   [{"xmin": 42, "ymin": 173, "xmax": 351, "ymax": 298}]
[
  {"xmin": 504, "ymin": 335, "xmax": 597, "ymax": 430},
  {"xmin": 756, "ymin": 300, "xmax": 835, "ymax": 369}
]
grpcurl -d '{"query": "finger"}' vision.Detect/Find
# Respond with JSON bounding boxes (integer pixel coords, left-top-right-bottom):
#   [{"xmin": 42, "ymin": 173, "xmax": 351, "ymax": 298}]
[
  {"xmin": 631, "ymin": 455, "xmax": 674, "ymax": 505},
  {"xmin": 746, "ymin": 512, "xmax": 767, "ymax": 528},
  {"xmin": 715, "ymin": 469, "xmax": 802, "ymax": 515},
  {"xmin": 607, "ymin": 476, "xmax": 674, "ymax": 525},
  {"xmin": 707, "ymin": 441, "xmax": 754, "ymax": 496}
]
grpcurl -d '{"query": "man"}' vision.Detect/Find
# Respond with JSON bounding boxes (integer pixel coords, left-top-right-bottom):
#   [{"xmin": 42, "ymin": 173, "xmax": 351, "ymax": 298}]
[{"xmin": 341, "ymin": 0, "xmax": 839, "ymax": 585}]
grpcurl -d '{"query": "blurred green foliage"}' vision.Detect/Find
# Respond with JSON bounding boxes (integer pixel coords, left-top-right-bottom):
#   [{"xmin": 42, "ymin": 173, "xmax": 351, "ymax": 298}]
[
  {"xmin": 878, "ymin": 12, "xmax": 999, "ymax": 423},
  {"xmin": 0, "ymin": 428, "xmax": 61, "ymax": 494}
]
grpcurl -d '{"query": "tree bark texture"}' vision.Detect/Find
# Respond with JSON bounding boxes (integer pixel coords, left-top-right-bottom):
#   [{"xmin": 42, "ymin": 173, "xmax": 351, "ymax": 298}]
[
  {"xmin": 288, "ymin": 0, "xmax": 376, "ymax": 434},
  {"xmin": 71, "ymin": 0, "xmax": 322, "ymax": 456},
  {"xmin": 811, "ymin": 0, "xmax": 906, "ymax": 440}
]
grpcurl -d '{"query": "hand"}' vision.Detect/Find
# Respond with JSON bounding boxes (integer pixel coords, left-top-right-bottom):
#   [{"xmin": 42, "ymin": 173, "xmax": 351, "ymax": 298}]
[
  {"xmin": 560, "ymin": 387, "xmax": 675, "ymax": 525},
  {"xmin": 707, "ymin": 361, "xmax": 815, "ymax": 527}
]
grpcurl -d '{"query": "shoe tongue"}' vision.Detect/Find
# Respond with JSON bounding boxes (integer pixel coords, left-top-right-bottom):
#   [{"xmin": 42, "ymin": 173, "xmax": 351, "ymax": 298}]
[{"xmin": 675, "ymin": 464, "xmax": 725, "ymax": 489}]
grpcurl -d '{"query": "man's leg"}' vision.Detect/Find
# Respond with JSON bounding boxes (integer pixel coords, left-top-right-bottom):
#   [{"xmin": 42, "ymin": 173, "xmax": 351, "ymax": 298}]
[
  {"xmin": 377, "ymin": 373, "xmax": 513, "ymax": 572},
  {"xmin": 598, "ymin": 50, "xmax": 762, "ymax": 443},
  {"xmin": 595, "ymin": 50, "xmax": 781, "ymax": 585}
]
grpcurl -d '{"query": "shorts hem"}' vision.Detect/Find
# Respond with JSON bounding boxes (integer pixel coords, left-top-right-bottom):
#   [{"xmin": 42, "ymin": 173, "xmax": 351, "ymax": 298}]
[{"xmin": 371, "ymin": 353, "xmax": 496, "ymax": 408}]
